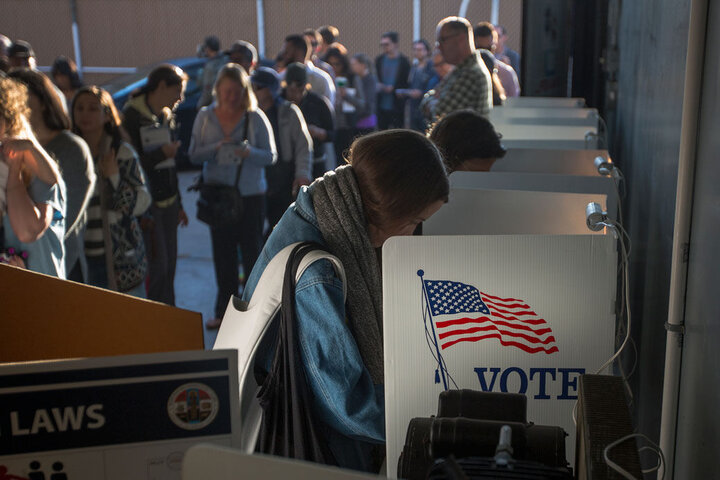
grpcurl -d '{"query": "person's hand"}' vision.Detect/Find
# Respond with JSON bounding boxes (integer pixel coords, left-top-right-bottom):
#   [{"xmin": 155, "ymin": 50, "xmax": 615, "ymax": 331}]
[
  {"xmin": 100, "ymin": 148, "xmax": 119, "ymax": 177},
  {"xmin": 178, "ymin": 208, "xmax": 189, "ymax": 227},
  {"xmin": 161, "ymin": 140, "xmax": 181, "ymax": 159},
  {"xmin": 409, "ymin": 89, "xmax": 423, "ymax": 99},
  {"xmin": 292, "ymin": 176, "xmax": 311, "ymax": 196},
  {"xmin": 4, "ymin": 254, "xmax": 26, "ymax": 269},
  {"xmin": 1, "ymin": 138, "xmax": 35, "ymax": 173},
  {"xmin": 238, "ymin": 142, "xmax": 251, "ymax": 159},
  {"xmin": 383, "ymin": 84, "xmax": 394, "ymax": 94}
]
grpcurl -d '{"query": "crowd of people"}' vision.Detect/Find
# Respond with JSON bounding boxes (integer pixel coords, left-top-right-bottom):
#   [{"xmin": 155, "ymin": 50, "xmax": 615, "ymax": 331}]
[{"xmin": 1, "ymin": 17, "xmax": 516, "ymax": 472}]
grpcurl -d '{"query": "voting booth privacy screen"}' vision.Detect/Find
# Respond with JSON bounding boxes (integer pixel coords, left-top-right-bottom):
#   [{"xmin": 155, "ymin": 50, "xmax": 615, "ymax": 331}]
[
  {"xmin": 0, "ymin": 350, "xmax": 240, "ymax": 480},
  {"xmin": 382, "ymin": 235, "xmax": 617, "ymax": 475}
]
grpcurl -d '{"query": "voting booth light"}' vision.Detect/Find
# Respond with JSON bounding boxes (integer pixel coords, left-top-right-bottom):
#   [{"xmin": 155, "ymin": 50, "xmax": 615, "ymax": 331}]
[{"xmin": 382, "ymin": 235, "xmax": 618, "ymax": 476}]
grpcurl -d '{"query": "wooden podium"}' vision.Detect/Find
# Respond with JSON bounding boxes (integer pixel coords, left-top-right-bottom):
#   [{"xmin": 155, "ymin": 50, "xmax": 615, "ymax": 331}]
[{"xmin": 0, "ymin": 264, "xmax": 203, "ymax": 362}]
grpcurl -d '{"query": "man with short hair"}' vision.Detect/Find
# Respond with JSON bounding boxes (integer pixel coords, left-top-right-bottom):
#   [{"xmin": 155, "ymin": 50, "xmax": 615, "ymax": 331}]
[
  {"xmin": 196, "ymin": 35, "xmax": 226, "ymax": 109},
  {"xmin": 475, "ymin": 22, "xmax": 519, "ymax": 98},
  {"xmin": 8, "ymin": 40, "xmax": 36, "ymax": 69},
  {"xmin": 282, "ymin": 62, "xmax": 335, "ymax": 179},
  {"xmin": 227, "ymin": 40, "xmax": 257, "ymax": 74},
  {"xmin": 279, "ymin": 34, "xmax": 335, "ymax": 105},
  {"xmin": 0, "ymin": 34, "xmax": 11, "ymax": 72},
  {"xmin": 303, "ymin": 28, "xmax": 334, "ymax": 79},
  {"xmin": 317, "ymin": 25, "xmax": 339, "ymax": 56},
  {"xmin": 251, "ymin": 67, "xmax": 313, "ymax": 231},
  {"xmin": 374, "ymin": 31, "xmax": 411, "ymax": 130},
  {"xmin": 431, "ymin": 17, "xmax": 492, "ymax": 121},
  {"xmin": 495, "ymin": 25, "xmax": 521, "ymax": 76}
]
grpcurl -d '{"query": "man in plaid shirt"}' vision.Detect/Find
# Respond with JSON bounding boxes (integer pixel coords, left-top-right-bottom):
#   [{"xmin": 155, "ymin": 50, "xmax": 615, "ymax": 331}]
[{"xmin": 430, "ymin": 17, "xmax": 493, "ymax": 122}]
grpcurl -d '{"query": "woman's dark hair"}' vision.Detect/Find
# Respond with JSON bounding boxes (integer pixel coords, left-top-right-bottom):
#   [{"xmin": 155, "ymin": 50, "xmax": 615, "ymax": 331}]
[
  {"xmin": 325, "ymin": 47, "xmax": 351, "ymax": 78},
  {"xmin": 428, "ymin": 109, "xmax": 506, "ymax": 173},
  {"xmin": 348, "ymin": 129, "xmax": 449, "ymax": 230},
  {"xmin": 51, "ymin": 55, "xmax": 83, "ymax": 89},
  {"xmin": 133, "ymin": 63, "xmax": 187, "ymax": 98},
  {"xmin": 352, "ymin": 53, "xmax": 372, "ymax": 75},
  {"xmin": 8, "ymin": 68, "xmax": 70, "ymax": 131},
  {"xmin": 71, "ymin": 85, "xmax": 126, "ymax": 150},
  {"xmin": 413, "ymin": 39, "xmax": 431, "ymax": 55},
  {"xmin": 318, "ymin": 25, "xmax": 339, "ymax": 45}
]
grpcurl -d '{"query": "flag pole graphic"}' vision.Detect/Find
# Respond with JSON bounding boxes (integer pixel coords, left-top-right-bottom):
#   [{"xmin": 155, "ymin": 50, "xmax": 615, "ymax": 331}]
[{"xmin": 418, "ymin": 270, "xmax": 448, "ymax": 390}]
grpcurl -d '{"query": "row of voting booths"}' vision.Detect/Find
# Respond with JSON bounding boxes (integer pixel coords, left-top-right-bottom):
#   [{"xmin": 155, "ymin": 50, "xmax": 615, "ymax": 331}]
[{"xmin": 0, "ymin": 97, "xmax": 627, "ymax": 479}]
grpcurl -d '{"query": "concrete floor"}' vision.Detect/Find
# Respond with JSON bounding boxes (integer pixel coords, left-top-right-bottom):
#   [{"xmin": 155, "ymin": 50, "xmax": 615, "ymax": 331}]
[{"xmin": 175, "ymin": 171, "xmax": 219, "ymax": 350}]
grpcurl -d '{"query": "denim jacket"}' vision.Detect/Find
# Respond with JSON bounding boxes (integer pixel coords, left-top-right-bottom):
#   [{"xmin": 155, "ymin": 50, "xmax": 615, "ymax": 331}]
[
  {"xmin": 241, "ymin": 186, "xmax": 385, "ymax": 472},
  {"xmin": 188, "ymin": 107, "xmax": 277, "ymax": 196}
]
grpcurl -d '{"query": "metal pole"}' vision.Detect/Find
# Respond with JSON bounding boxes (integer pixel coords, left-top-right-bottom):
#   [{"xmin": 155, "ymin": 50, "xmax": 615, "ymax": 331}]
[
  {"xmin": 413, "ymin": 0, "xmax": 421, "ymax": 41},
  {"xmin": 69, "ymin": 0, "xmax": 83, "ymax": 79},
  {"xmin": 659, "ymin": 0, "xmax": 709, "ymax": 477},
  {"xmin": 256, "ymin": 0, "xmax": 266, "ymax": 58},
  {"xmin": 491, "ymin": 0, "xmax": 500, "ymax": 25},
  {"xmin": 459, "ymin": 0, "xmax": 471, "ymax": 18}
]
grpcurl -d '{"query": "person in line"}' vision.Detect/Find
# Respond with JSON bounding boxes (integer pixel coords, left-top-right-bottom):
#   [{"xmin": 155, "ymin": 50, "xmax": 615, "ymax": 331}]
[
  {"xmin": 475, "ymin": 22, "xmax": 519, "ymax": 99},
  {"xmin": 430, "ymin": 17, "xmax": 492, "ymax": 122},
  {"xmin": 317, "ymin": 25, "xmax": 340, "ymax": 58},
  {"xmin": 420, "ymin": 49, "xmax": 455, "ymax": 123},
  {"xmin": 71, "ymin": 86, "xmax": 151, "ymax": 297},
  {"xmin": 303, "ymin": 28, "xmax": 335, "ymax": 80},
  {"xmin": 8, "ymin": 69, "xmax": 95, "ymax": 281},
  {"xmin": 495, "ymin": 25, "xmax": 521, "ymax": 76},
  {"xmin": 250, "ymin": 67, "xmax": 312, "ymax": 232},
  {"xmin": 0, "ymin": 34, "xmax": 11, "ymax": 72},
  {"xmin": 278, "ymin": 34, "xmax": 336, "ymax": 105},
  {"xmin": 374, "ymin": 31, "xmax": 411, "ymax": 130},
  {"xmin": 226, "ymin": 40, "xmax": 257, "ymax": 75},
  {"xmin": 242, "ymin": 129, "xmax": 450, "ymax": 472},
  {"xmin": 8, "ymin": 40, "xmax": 68, "ymax": 113},
  {"xmin": 349, "ymin": 53, "xmax": 378, "ymax": 136},
  {"xmin": 325, "ymin": 47, "xmax": 366, "ymax": 160},
  {"xmin": 428, "ymin": 109, "xmax": 506, "ymax": 173},
  {"xmin": 122, "ymin": 64, "xmax": 188, "ymax": 305},
  {"xmin": 281, "ymin": 62, "xmax": 335, "ymax": 179},
  {"xmin": 188, "ymin": 64, "xmax": 277, "ymax": 329},
  {"xmin": 50, "ymin": 56, "xmax": 84, "ymax": 104},
  {"xmin": 0, "ymin": 76, "xmax": 66, "ymax": 276},
  {"xmin": 401, "ymin": 39, "xmax": 435, "ymax": 131},
  {"xmin": 196, "ymin": 35, "xmax": 225, "ymax": 109}
]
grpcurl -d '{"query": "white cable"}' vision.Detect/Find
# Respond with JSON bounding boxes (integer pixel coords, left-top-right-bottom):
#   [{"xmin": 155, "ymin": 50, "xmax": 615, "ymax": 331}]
[{"xmin": 603, "ymin": 433, "xmax": 665, "ymax": 480}]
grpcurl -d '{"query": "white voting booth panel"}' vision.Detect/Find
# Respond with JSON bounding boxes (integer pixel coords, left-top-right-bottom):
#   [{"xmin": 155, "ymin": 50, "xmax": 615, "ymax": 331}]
[
  {"xmin": 449, "ymin": 171, "xmax": 619, "ymax": 221},
  {"xmin": 382, "ymin": 235, "xmax": 617, "ymax": 476},
  {"xmin": 489, "ymin": 108, "xmax": 599, "ymax": 128},
  {"xmin": 182, "ymin": 444, "xmax": 378, "ymax": 479},
  {"xmin": 424, "ymin": 188, "xmax": 607, "ymax": 235},
  {"xmin": 503, "ymin": 97, "xmax": 586, "ymax": 108},
  {"xmin": 0, "ymin": 350, "xmax": 240, "ymax": 480},
  {"xmin": 495, "ymin": 124, "xmax": 599, "ymax": 150},
  {"xmin": 491, "ymin": 149, "xmax": 610, "ymax": 176}
]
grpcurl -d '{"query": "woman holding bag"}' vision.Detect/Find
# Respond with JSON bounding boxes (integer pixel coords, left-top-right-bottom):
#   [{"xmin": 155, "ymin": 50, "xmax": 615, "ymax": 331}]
[
  {"xmin": 242, "ymin": 129, "xmax": 449, "ymax": 471},
  {"xmin": 71, "ymin": 86, "xmax": 151, "ymax": 297},
  {"xmin": 189, "ymin": 63, "xmax": 277, "ymax": 329}
]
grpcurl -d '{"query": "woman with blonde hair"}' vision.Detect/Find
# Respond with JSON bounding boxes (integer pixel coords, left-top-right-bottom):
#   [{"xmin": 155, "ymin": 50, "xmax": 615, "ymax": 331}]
[
  {"xmin": 0, "ymin": 76, "xmax": 66, "ymax": 276},
  {"xmin": 189, "ymin": 63, "xmax": 277, "ymax": 328},
  {"xmin": 71, "ymin": 86, "xmax": 151, "ymax": 296}
]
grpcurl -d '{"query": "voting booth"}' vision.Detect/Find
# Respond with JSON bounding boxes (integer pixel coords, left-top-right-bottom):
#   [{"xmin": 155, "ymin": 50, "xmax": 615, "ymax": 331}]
[
  {"xmin": 489, "ymin": 108, "xmax": 600, "ymax": 128},
  {"xmin": 449, "ymin": 171, "xmax": 619, "ymax": 221},
  {"xmin": 424, "ymin": 188, "xmax": 607, "ymax": 236},
  {"xmin": 495, "ymin": 124, "xmax": 600, "ymax": 150},
  {"xmin": 503, "ymin": 97, "xmax": 586, "ymax": 108},
  {"xmin": 491, "ymin": 149, "xmax": 611, "ymax": 176},
  {"xmin": 0, "ymin": 350, "xmax": 240, "ymax": 480},
  {"xmin": 382, "ymin": 235, "xmax": 617, "ymax": 476}
]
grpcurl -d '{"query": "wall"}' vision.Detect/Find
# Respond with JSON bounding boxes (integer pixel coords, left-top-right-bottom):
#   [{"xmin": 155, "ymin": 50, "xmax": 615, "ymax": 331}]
[
  {"xmin": 1, "ymin": 0, "xmax": 522, "ymax": 86},
  {"xmin": 608, "ymin": 0, "xmax": 691, "ymax": 460}
]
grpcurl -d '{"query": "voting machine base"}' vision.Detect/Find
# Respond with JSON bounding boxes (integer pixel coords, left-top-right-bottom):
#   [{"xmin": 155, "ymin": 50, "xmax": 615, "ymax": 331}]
[{"xmin": 397, "ymin": 390, "xmax": 572, "ymax": 479}]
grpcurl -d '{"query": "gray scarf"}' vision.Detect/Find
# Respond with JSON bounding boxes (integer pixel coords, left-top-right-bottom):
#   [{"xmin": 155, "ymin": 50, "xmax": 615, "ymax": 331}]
[{"xmin": 311, "ymin": 165, "xmax": 384, "ymax": 384}]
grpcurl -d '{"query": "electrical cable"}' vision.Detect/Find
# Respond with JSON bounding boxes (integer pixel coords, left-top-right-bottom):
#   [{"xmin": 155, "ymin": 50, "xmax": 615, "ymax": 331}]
[{"xmin": 603, "ymin": 433, "xmax": 665, "ymax": 480}]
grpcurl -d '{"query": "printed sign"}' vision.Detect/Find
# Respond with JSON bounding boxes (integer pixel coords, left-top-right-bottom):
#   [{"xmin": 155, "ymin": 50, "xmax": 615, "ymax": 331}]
[
  {"xmin": 0, "ymin": 350, "xmax": 239, "ymax": 480},
  {"xmin": 382, "ymin": 235, "xmax": 617, "ymax": 476}
]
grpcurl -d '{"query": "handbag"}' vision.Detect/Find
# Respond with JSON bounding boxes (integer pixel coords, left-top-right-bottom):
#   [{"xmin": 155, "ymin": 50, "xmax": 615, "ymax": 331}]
[
  {"xmin": 212, "ymin": 242, "xmax": 346, "ymax": 462},
  {"xmin": 195, "ymin": 112, "xmax": 249, "ymax": 228}
]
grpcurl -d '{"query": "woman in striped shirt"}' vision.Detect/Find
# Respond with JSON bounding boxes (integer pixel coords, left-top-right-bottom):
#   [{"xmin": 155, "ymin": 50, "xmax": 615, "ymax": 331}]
[{"xmin": 71, "ymin": 86, "xmax": 151, "ymax": 297}]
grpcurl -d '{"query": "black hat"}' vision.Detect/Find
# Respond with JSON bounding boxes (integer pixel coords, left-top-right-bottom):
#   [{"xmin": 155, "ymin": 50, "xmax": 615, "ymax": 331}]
[
  {"xmin": 251, "ymin": 67, "xmax": 280, "ymax": 97},
  {"xmin": 203, "ymin": 35, "xmax": 220, "ymax": 52},
  {"xmin": 8, "ymin": 40, "xmax": 35, "ymax": 58},
  {"xmin": 284, "ymin": 62, "xmax": 307, "ymax": 85}
]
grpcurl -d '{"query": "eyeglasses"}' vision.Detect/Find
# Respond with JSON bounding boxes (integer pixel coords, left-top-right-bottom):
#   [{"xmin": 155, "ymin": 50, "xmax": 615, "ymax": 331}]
[{"xmin": 437, "ymin": 32, "xmax": 461, "ymax": 44}]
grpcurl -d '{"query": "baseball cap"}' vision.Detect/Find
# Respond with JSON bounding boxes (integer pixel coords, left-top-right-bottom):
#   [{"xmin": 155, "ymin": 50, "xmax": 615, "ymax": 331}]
[
  {"xmin": 250, "ymin": 67, "xmax": 280, "ymax": 97},
  {"xmin": 284, "ymin": 62, "xmax": 307, "ymax": 85},
  {"xmin": 8, "ymin": 40, "xmax": 35, "ymax": 58}
]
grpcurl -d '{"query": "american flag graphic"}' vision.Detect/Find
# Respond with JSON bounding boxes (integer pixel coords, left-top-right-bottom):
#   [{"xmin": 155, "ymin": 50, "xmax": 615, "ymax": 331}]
[{"xmin": 423, "ymin": 279, "xmax": 559, "ymax": 354}]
